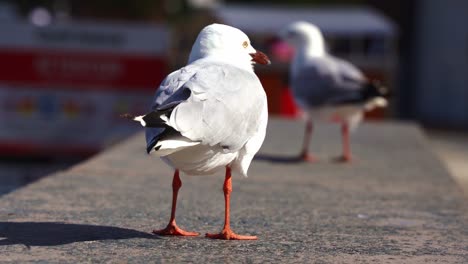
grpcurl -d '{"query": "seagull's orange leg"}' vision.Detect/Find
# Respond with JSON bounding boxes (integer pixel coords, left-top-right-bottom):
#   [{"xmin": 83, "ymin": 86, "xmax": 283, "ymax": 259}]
[
  {"xmin": 339, "ymin": 122, "xmax": 352, "ymax": 162},
  {"xmin": 206, "ymin": 167, "xmax": 257, "ymax": 240},
  {"xmin": 153, "ymin": 169, "xmax": 199, "ymax": 236},
  {"xmin": 300, "ymin": 119, "xmax": 318, "ymax": 162}
]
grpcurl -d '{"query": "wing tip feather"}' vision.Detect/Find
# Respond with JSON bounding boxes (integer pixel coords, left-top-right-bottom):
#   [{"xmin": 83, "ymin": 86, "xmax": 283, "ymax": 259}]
[{"xmin": 121, "ymin": 113, "xmax": 147, "ymax": 127}]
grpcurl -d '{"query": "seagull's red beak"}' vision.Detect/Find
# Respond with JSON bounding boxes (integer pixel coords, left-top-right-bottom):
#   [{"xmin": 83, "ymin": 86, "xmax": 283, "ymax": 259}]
[{"xmin": 250, "ymin": 51, "xmax": 271, "ymax": 65}]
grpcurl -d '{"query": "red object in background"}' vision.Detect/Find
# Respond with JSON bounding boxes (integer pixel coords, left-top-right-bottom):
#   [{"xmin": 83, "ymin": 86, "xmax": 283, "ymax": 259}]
[
  {"xmin": 0, "ymin": 21, "xmax": 170, "ymax": 158},
  {"xmin": 270, "ymin": 40, "xmax": 295, "ymax": 63},
  {"xmin": 0, "ymin": 49, "xmax": 166, "ymax": 91},
  {"xmin": 279, "ymin": 87, "xmax": 300, "ymax": 118}
]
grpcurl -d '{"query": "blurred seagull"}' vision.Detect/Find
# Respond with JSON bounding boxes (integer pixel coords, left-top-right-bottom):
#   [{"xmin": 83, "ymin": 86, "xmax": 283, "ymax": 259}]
[
  {"xmin": 123, "ymin": 24, "xmax": 270, "ymax": 240},
  {"xmin": 279, "ymin": 21, "xmax": 389, "ymax": 162}
]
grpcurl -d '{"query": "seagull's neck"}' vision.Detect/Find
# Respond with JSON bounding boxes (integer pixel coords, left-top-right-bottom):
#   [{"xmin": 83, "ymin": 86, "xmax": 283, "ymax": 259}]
[
  {"xmin": 192, "ymin": 56, "xmax": 254, "ymax": 73},
  {"xmin": 292, "ymin": 37, "xmax": 325, "ymax": 75},
  {"xmin": 298, "ymin": 34, "xmax": 325, "ymax": 57}
]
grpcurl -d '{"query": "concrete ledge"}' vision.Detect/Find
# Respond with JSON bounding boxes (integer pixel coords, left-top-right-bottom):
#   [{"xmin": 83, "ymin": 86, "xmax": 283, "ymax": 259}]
[{"xmin": 1, "ymin": 118, "xmax": 467, "ymax": 263}]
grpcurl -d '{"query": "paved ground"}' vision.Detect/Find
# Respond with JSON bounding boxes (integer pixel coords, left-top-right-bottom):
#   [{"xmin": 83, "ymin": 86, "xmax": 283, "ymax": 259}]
[
  {"xmin": 0, "ymin": 160, "xmax": 77, "ymax": 197},
  {"xmin": 0, "ymin": 118, "xmax": 467, "ymax": 263},
  {"xmin": 426, "ymin": 129, "xmax": 468, "ymax": 195}
]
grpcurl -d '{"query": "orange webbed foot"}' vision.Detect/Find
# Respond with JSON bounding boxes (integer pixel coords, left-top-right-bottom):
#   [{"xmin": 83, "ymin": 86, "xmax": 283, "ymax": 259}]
[
  {"xmin": 300, "ymin": 152, "xmax": 319, "ymax": 163},
  {"xmin": 333, "ymin": 155, "xmax": 353, "ymax": 163},
  {"xmin": 206, "ymin": 229, "xmax": 257, "ymax": 240},
  {"xmin": 153, "ymin": 223, "xmax": 199, "ymax": 237}
]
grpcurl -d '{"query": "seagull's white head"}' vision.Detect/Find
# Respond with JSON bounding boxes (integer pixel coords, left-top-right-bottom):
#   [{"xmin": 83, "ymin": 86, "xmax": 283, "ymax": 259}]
[
  {"xmin": 279, "ymin": 21, "xmax": 325, "ymax": 57},
  {"xmin": 188, "ymin": 23, "xmax": 270, "ymax": 70}
]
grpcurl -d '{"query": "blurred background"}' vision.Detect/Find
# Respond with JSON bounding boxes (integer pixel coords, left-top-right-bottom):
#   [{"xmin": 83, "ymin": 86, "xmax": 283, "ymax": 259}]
[{"xmin": 0, "ymin": 0, "xmax": 467, "ymax": 195}]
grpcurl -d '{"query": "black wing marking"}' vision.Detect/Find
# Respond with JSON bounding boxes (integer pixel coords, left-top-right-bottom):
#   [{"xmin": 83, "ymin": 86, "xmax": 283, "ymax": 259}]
[
  {"xmin": 124, "ymin": 87, "xmax": 192, "ymax": 128},
  {"xmin": 146, "ymin": 127, "xmax": 178, "ymax": 154},
  {"xmin": 154, "ymin": 87, "xmax": 191, "ymax": 111}
]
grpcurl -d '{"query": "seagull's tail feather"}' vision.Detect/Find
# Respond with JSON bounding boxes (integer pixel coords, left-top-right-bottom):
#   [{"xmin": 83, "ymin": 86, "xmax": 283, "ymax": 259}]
[
  {"xmin": 362, "ymin": 80, "xmax": 390, "ymax": 111},
  {"xmin": 121, "ymin": 110, "xmax": 170, "ymax": 128},
  {"xmin": 364, "ymin": 80, "xmax": 391, "ymax": 99},
  {"xmin": 147, "ymin": 127, "xmax": 200, "ymax": 156},
  {"xmin": 122, "ymin": 109, "xmax": 199, "ymax": 156}
]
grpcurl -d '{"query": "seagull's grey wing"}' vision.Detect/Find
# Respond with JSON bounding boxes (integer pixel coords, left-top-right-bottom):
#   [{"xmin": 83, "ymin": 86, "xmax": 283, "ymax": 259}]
[
  {"xmin": 330, "ymin": 56, "xmax": 366, "ymax": 89},
  {"xmin": 145, "ymin": 65, "xmax": 198, "ymax": 152},
  {"xmin": 291, "ymin": 57, "xmax": 366, "ymax": 107},
  {"xmin": 291, "ymin": 60, "xmax": 338, "ymax": 107},
  {"xmin": 150, "ymin": 65, "xmax": 198, "ymax": 110},
  {"xmin": 167, "ymin": 63, "xmax": 266, "ymax": 152}
]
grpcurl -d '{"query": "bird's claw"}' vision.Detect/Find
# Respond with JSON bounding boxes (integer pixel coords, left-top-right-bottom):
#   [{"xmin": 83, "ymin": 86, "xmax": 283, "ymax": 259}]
[
  {"xmin": 333, "ymin": 154, "xmax": 352, "ymax": 163},
  {"xmin": 153, "ymin": 223, "xmax": 199, "ymax": 237},
  {"xmin": 206, "ymin": 229, "xmax": 257, "ymax": 240},
  {"xmin": 300, "ymin": 152, "xmax": 319, "ymax": 163}
]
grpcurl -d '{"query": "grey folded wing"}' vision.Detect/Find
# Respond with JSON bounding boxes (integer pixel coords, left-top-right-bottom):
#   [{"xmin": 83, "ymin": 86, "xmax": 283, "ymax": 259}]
[
  {"xmin": 292, "ymin": 56, "xmax": 367, "ymax": 107},
  {"xmin": 145, "ymin": 67, "xmax": 197, "ymax": 150}
]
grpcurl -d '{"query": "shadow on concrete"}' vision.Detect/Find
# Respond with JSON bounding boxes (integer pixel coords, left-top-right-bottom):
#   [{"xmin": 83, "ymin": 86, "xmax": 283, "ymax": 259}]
[
  {"xmin": 0, "ymin": 222, "xmax": 158, "ymax": 247},
  {"xmin": 255, "ymin": 154, "xmax": 351, "ymax": 164},
  {"xmin": 254, "ymin": 154, "xmax": 303, "ymax": 163}
]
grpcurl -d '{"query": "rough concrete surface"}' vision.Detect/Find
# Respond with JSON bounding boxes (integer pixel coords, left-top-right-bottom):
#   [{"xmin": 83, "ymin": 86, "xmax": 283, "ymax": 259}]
[
  {"xmin": 0, "ymin": 118, "xmax": 467, "ymax": 263},
  {"xmin": 427, "ymin": 129, "xmax": 468, "ymax": 196}
]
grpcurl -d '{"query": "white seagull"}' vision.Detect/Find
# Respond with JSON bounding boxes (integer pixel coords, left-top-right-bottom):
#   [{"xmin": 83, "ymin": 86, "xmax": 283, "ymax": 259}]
[
  {"xmin": 279, "ymin": 21, "xmax": 389, "ymax": 162},
  {"xmin": 123, "ymin": 24, "xmax": 270, "ymax": 240}
]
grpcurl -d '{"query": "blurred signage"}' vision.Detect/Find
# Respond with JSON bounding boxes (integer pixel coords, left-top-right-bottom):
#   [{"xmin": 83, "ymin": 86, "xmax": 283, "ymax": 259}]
[{"xmin": 0, "ymin": 21, "xmax": 169, "ymax": 157}]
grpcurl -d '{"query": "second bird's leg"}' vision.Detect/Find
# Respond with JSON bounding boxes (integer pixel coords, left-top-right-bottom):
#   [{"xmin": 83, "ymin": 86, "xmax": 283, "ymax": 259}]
[
  {"xmin": 340, "ymin": 122, "xmax": 352, "ymax": 162},
  {"xmin": 300, "ymin": 119, "xmax": 318, "ymax": 162},
  {"xmin": 153, "ymin": 169, "xmax": 199, "ymax": 236},
  {"xmin": 206, "ymin": 167, "xmax": 257, "ymax": 240}
]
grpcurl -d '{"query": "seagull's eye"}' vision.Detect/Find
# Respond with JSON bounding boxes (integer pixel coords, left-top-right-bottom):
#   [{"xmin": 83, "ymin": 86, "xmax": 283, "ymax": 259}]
[{"xmin": 242, "ymin": 41, "xmax": 249, "ymax": 48}]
